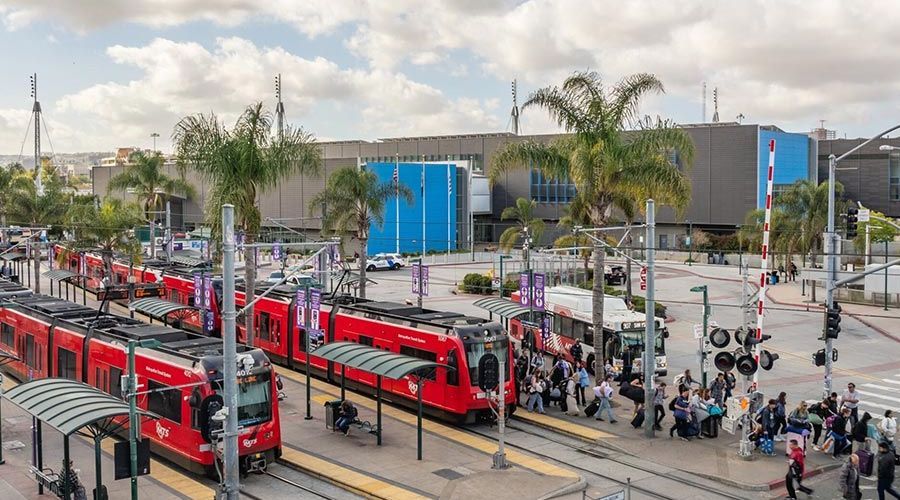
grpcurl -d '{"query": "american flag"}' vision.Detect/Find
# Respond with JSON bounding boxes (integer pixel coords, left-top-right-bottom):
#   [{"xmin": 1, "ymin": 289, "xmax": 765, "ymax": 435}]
[
  {"xmin": 447, "ymin": 165, "xmax": 452, "ymax": 196},
  {"xmin": 420, "ymin": 166, "xmax": 425, "ymax": 195}
]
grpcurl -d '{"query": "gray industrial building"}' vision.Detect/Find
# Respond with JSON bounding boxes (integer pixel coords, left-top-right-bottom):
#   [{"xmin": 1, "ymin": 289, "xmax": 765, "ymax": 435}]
[{"xmin": 99, "ymin": 121, "xmax": 900, "ymax": 251}]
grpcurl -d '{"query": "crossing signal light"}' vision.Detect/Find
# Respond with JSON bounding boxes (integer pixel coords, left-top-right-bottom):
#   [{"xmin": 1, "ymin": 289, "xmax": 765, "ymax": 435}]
[
  {"xmin": 812, "ymin": 348, "xmax": 839, "ymax": 367},
  {"xmin": 735, "ymin": 353, "xmax": 758, "ymax": 376},
  {"xmin": 709, "ymin": 327, "xmax": 731, "ymax": 349},
  {"xmin": 825, "ymin": 306, "xmax": 842, "ymax": 339},
  {"xmin": 846, "ymin": 207, "xmax": 859, "ymax": 238},
  {"xmin": 714, "ymin": 351, "xmax": 736, "ymax": 372}
]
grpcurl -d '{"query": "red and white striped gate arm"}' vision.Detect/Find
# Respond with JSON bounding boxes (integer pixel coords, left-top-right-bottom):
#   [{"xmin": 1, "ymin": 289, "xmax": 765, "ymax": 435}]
[{"xmin": 754, "ymin": 139, "xmax": 776, "ymax": 388}]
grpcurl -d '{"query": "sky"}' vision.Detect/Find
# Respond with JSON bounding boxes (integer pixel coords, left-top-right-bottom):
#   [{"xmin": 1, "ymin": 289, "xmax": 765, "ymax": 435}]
[{"xmin": 1, "ymin": 0, "xmax": 900, "ymax": 154}]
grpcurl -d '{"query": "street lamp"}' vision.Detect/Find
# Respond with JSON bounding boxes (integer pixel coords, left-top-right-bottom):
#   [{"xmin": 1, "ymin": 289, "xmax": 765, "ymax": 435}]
[
  {"xmin": 150, "ymin": 132, "xmax": 160, "ymax": 152},
  {"xmin": 687, "ymin": 220, "xmax": 693, "ymax": 266},
  {"xmin": 823, "ymin": 124, "xmax": 900, "ymax": 397}
]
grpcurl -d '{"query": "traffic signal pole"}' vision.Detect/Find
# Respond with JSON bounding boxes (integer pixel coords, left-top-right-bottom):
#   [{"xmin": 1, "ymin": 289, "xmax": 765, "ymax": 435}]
[
  {"xmin": 824, "ymin": 154, "xmax": 837, "ymax": 398},
  {"xmin": 221, "ymin": 204, "xmax": 239, "ymax": 500}
]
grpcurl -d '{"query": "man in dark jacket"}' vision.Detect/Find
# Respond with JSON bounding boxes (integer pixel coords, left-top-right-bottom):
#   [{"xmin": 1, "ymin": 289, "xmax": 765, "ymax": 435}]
[
  {"xmin": 877, "ymin": 441, "xmax": 900, "ymax": 500},
  {"xmin": 760, "ymin": 399, "xmax": 777, "ymax": 440},
  {"xmin": 570, "ymin": 340, "xmax": 583, "ymax": 364},
  {"xmin": 831, "ymin": 407, "xmax": 852, "ymax": 457}
]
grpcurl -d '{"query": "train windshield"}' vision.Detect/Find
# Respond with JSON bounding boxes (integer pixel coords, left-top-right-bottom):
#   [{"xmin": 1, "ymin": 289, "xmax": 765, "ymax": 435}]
[
  {"xmin": 237, "ymin": 372, "xmax": 272, "ymax": 426},
  {"xmin": 464, "ymin": 336, "xmax": 509, "ymax": 387}
]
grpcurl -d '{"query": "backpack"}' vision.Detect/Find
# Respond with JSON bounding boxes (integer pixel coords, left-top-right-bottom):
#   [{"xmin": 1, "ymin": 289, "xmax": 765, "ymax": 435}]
[{"xmin": 668, "ymin": 397, "xmax": 677, "ymax": 411}]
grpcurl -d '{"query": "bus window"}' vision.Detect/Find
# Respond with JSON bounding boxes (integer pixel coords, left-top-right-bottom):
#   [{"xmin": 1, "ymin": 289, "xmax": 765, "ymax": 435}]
[
  {"xmin": 446, "ymin": 349, "xmax": 459, "ymax": 386},
  {"xmin": 560, "ymin": 317, "xmax": 574, "ymax": 336},
  {"xmin": 573, "ymin": 321, "xmax": 588, "ymax": 343}
]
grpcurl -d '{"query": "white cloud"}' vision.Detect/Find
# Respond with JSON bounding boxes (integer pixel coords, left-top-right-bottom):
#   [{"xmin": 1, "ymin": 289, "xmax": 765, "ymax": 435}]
[{"xmin": 44, "ymin": 37, "xmax": 499, "ymax": 151}]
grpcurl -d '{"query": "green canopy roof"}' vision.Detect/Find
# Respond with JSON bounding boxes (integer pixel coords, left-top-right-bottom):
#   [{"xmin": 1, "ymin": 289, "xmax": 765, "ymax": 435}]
[
  {"xmin": 42, "ymin": 269, "xmax": 86, "ymax": 282},
  {"xmin": 473, "ymin": 297, "xmax": 531, "ymax": 320},
  {"xmin": 129, "ymin": 297, "xmax": 197, "ymax": 319},
  {"xmin": 3, "ymin": 378, "xmax": 155, "ymax": 438},
  {"xmin": 312, "ymin": 341, "xmax": 449, "ymax": 380}
]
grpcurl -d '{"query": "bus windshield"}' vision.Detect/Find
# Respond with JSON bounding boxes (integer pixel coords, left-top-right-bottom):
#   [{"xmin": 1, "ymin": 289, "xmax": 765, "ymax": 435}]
[
  {"xmin": 618, "ymin": 331, "xmax": 664, "ymax": 356},
  {"xmin": 237, "ymin": 372, "xmax": 272, "ymax": 426}
]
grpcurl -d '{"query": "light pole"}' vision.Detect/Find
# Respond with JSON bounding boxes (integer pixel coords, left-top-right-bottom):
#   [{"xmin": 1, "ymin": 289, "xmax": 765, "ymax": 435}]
[
  {"xmin": 221, "ymin": 204, "xmax": 239, "ymax": 500},
  {"xmin": 642, "ymin": 199, "xmax": 656, "ymax": 439},
  {"xmin": 150, "ymin": 132, "xmax": 159, "ymax": 152},
  {"xmin": 128, "ymin": 338, "xmax": 161, "ymax": 500},
  {"xmin": 687, "ymin": 219, "xmax": 693, "ymax": 266},
  {"xmin": 499, "ymin": 254, "xmax": 511, "ymax": 297},
  {"xmin": 823, "ymin": 125, "xmax": 900, "ymax": 398}
]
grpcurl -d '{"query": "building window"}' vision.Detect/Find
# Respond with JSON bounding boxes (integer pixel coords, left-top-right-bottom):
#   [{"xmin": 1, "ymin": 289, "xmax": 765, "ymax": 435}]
[
  {"xmin": 891, "ymin": 153, "xmax": 900, "ymax": 201},
  {"xmin": 530, "ymin": 167, "xmax": 576, "ymax": 204}
]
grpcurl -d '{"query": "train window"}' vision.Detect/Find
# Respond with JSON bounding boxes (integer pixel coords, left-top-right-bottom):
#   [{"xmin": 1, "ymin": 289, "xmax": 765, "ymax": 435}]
[
  {"xmin": 110, "ymin": 367, "xmax": 123, "ymax": 399},
  {"xmin": 399, "ymin": 346, "xmax": 437, "ymax": 381},
  {"xmin": 57, "ymin": 348, "xmax": 76, "ymax": 380},
  {"xmin": 0, "ymin": 322, "xmax": 14, "ymax": 346},
  {"xmin": 297, "ymin": 328, "xmax": 307, "ymax": 352},
  {"xmin": 273, "ymin": 320, "xmax": 281, "ymax": 343},
  {"xmin": 148, "ymin": 380, "xmax": 182, "ymax": 424},
  {"xmin": 95, "ymin": 367, "xmax": 101, "ymax": 388},
  {"xmin": 258, "ymin": 312, "xmax": 271, "ymax": 341},
  {"xmin": 25, "ymin": 334, "xmax": 35, "ymax": 368},
  {"xmin": 359, "ymin": 336, "xmax": 373, "ymax": 347},
  {"xmin": 103, "ymin": 370, "xmax": 108, "ymax": 393},
  {"xmin": 446, "ymin": 350, "xmax": 459, "ymax": 386},
  {"xmin": 170, "ymin": 289, "xmax": 181, "ymax": 304}
]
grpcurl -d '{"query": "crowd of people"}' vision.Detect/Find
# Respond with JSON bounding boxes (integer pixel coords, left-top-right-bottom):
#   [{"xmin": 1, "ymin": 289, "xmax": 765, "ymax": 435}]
[{"xmin": 514, "ymin": 345, "xmax": 899, "ymax": 499}]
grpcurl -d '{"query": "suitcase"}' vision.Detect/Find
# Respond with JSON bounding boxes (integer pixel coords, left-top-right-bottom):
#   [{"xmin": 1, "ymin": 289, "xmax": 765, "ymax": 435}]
[
  {"xmin": 631, "ymin": 409, "xmax": 645, "ymax": 429},
  {"xmin": 585, "ymin": 400, "xmax": 600, "ymax": 417},
  {"xmin": 785, "ymin": 431, "xmax": 807, "ymax": 455},
  {"xmin": 702, "ymin": 416, "xmax": 719, "ymax": 438},
  {"xmin": 856, "ymin": 448, "xmax": 874, "ymax": 476},
  {"xmin": 760, "ymin": 436, "xmax": 775, "ymax": 455},
  {"xmin": 683, "ymin": 420, "xmax": 701, "ymax": 438}
]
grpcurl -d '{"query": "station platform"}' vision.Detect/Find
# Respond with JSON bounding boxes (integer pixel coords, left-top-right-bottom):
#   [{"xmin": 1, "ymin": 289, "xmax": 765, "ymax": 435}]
[
  {"xmin": 0, "ymin": 377, "xmax": 215, "ymax": 500},
  {"xmin": 275, "ymin": 369, "xmax": 584, "ymax": 500}
]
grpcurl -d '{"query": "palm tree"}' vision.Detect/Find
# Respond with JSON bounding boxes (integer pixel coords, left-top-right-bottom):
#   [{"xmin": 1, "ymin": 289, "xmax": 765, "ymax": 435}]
[
  {"xmin": 489, "ymin": 71, "xmax": 694, "ymax": 378},
  {"xmin": 0, "ymin": 163, "xmax": 27, "ymax": 244},
  {"xmin": 173, "ymin": 102, "xmax": 321, "ymax": 345},
  {"xmin": 554, "ymin": 193, "xmax": 593, "ymax": 283},
  {"xmin": 64, "ymin": 198, "xmax": 144, "ymax": 280},
  {"xmin": 499, "ymin": 198, "xmax": 545, "ymax": 266},
  {"xmin": 777, "ymin": 180, "xmax": 843, "ymax": 267},
  {"xmin": 107, "ymin": 151, "xmax": 196, "ymax": 259},
  {"xmin": 8, "ymin": 170, "xmax": 67, "ymax": 294},
  {"xmin": 310, "ymin": 167, "xmax": 413, "ymax": 299}
]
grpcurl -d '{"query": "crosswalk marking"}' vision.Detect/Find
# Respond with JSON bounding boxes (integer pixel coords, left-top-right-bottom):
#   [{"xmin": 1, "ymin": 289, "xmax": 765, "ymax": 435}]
[
  {"xmin": 879, "ymin": 378, "xmax": 900, "ymax": 386},
  {"xmin": 853, "ymin": 376, "xmax": 900, "ymax": 417},
  {"xmin": 857, "ymin": 387, "xmax": 900, "ymax": 404}
]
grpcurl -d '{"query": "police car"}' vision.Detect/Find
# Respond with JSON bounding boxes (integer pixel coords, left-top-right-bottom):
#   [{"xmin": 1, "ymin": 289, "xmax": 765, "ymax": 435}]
[{"xmin": 366, "ymin": 254, "xmax": 405, "ymax": 271}]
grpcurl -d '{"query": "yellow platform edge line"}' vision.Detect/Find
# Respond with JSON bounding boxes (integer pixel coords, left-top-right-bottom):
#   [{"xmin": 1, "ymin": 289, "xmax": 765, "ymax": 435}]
[{"xmin": 280, "ymin": 447, "xmax": 428, "ymax": 500}]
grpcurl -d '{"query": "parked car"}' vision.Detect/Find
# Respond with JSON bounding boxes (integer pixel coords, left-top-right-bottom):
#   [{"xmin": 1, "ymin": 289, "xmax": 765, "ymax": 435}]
[
  {"xmin": 366, "ymin": 255, "xmax": 402, "ymax": 271},
  {"xmin": 604, "ymin": 265, "xmax": 626, "ymax": 285},
  {"xmin": 373, "ymin": 253, "xmax": 406, "ymax": 267}
]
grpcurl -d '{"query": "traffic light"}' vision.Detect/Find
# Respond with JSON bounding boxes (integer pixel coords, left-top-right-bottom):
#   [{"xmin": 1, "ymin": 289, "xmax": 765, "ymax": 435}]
[
  {"xmin": 846, "ymin": 207, "xmax": 859, "ymax": 238},
  {"xmin": 199, "ymin": 394, "xmax": 225, "ymax": 443},
  {"xmin": 824, "ymin": 306, "xmax": 842, "ymax": 339},
  {"xmin": 812, "ymin": 348, "xmax": 839, "ymax": 367}
]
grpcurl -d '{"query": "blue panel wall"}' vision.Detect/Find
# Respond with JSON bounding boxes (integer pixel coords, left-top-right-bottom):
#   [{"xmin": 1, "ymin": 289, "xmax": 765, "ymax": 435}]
[
  {"xmin": 758, "ymin": 130, "xmax": 812, "ymax": 208},
  {"xmin": 367, "ymin": 162, "xmax": 456, "ymax": 255}
]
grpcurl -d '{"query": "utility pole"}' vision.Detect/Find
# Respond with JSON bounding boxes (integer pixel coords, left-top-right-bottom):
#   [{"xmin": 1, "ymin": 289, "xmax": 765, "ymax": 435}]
[
  {"xmin": 824, "ymin": 153, "xmax": 837, "ymax": 398},
  {"xmin": 150, "ymin": 132, "xmax": 159, "ymax": 152},
  {"xmin": 642, "ymin": 199, "xmax": 656, "ymax": 439},
  {"xmin": 128, "ymin": 338, "xmax": 160, "ymax": 500},
  {"xmin": 687, "ymin": 220, "xmax": 693, "ymax": 266},
  {"xmin": 30, "ymin": 73, "xmax": 43, "ymax": 196},
  {"xmin": 304, "ymin": 284, "xmax": 313, "ymax": 421},
  {"xmin": 221, "ymin": 204, "xmax": 239, "ymax": 500},
  {"xmin": 494, "ymin": 346, "xmax": 508, "ymax": 469},
  {"xmin": 415, "ymin": 258, "xmax": 424, "ymax": 308}
]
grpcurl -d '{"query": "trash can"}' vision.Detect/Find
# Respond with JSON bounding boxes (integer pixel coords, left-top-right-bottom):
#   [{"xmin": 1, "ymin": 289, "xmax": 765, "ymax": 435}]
[{"xmin": 324, "ymin": 399, "xmax": 343, "ymax": 430}]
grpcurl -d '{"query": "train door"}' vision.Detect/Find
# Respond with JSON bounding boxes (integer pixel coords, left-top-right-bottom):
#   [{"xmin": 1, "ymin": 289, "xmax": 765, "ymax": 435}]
[{"xmin": 442, "ymin": 347, "xmax": 460, "ymax": 410}]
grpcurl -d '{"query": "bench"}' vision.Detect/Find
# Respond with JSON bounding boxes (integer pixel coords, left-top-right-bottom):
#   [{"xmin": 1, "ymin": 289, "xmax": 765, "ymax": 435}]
[{"xmin": 30, "ymin": 466, "xmax": 64, "ymax": 497}]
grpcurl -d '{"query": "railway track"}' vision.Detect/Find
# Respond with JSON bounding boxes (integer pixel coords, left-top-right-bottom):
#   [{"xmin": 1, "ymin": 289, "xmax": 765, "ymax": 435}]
[
  {"xmin": 465, "ymin": 418, "xmax": 754, "ymax": 500},
  {"xmin": 241, "ymin": 463, "xmax": 341, "ymax": 500}
]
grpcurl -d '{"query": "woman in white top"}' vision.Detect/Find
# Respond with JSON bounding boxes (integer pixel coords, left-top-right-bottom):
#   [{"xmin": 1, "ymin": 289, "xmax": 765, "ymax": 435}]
[{"xmin": 880, "ymin": 409, "xmax": 897, "ymax": 441}]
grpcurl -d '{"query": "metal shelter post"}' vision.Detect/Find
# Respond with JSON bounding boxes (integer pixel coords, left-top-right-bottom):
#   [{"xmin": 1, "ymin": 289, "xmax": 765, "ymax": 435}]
[
  {"xmin": 94, "ymin": 435, "xmax": 103, "ymax": 500},
  {"xmin": 376, "ymin": 375, "xmax": 383, "ymax": 446},
  {"xmin": 37, "ymin": 420, "xmax": 43, "ymax": 495},
  {"xmin": 304, "ymin": 284, "xmax": 313, "ymax": 421},
  {"xmin": 340, "ymin": 365, "xmax": 346, "ymax": 401},
  {"xmin": 417, "ymin": 378, "xmax": 423, "ymax": 461},
  {"xmin": 63, "ymin": 435, "xmax": 71, "ymax": 500}
]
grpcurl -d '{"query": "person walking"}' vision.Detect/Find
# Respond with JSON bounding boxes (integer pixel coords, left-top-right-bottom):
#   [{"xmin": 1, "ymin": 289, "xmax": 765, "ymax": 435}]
[
  {"xmin": 593, "ymin": 375, "xmax": 617, "ymax": 423},
  {"xmin": 843, "ymin": 383, "xmax": 861, "ymax": 426},
  {"xmin": 852, "ymin": 412, "xmax": 873, "ymax": 452},
  {"xmin": 774, "ymin": 391, "xmax": 788, "ymax": 441},
  {"xmin": 723, "ymin": 369, "xmax": 737, "ymax": 400},
  {"xmin": 829, "ymin": 407, "xmax": 853, "ymax": 457},
  {"xmin": 530, "ymin": 350, "xmax": 545, "ymax": 375},
  {"xmin": 526, "ymin": 370, "xmax": 546, "ymax": 414},
  {"xmin": 570, "ymin": 340, "xmax": 583, "ymax": 365},
  {"xmin": 877, "ymin": 440, "xmax": 900, "ymax": 500},
  {"xmin": 565, "ymin": 372, "xmax": 580, "ymax": 416},
  {"xmin": 785, "ymin": 438, "xmax": 814, "ymax": 499},
  {"xmin": 674, "ymin": 369, "xmax": 699, "ymax": 392},
  {"xmin": 670, "ymin": 387, "xmax": 692, "ymax": 441},
  {"xmin": 810, "ymin": 399, "xmax": 833, "ymax": 446},
  {"xmin": 710, "ymin": 372, "xmax": 726, "ymax": 407},
  {"xmin": 575, "ymin": 360, "xmax": 589, "ymax": 407},
  {"xmin": 839, "ymin": 453, "xmax": 861, "ymax": 500},
  {"xmin": 880, "ymin": 410, "xmax": 897, "ymax": 443},
  {"xmin": 653, "ymin": 381, "xmax": 667, "ymax": 431}
]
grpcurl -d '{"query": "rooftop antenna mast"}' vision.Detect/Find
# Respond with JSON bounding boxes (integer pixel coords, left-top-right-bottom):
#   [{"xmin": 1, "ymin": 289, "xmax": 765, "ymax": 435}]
[
  {"xmin": 712, "ymin": 87, "xmax": 720, "ymax": 123},
  {"xmin": 702, "ymin": 81, "xmax": 707, "ymax": 122},
  {"xmin": 511, "ymin": 79, "xmax": 520, "ymax": 135},
  {"xmin": 275, "ymin": 73, "xmax": 284, "ymax": 140},
  {"xmin": 30, "ymin": 73, "xmax": 43, "ymax": 195}
]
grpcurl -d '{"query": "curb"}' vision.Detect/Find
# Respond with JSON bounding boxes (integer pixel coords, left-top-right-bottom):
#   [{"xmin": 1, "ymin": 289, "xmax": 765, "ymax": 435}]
[
  {"xmin": 765, "ymin": 461, "xmax": 843, "ymax": 491},
  {"xmin": 510, "ymin": 414, "xmax": 631, "ymax": 456}
]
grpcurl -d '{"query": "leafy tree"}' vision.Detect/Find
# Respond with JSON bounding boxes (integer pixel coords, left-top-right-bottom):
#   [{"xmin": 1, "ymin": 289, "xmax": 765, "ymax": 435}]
[
  {"xmin": 554, "ymin": 193, "xmax": 595, "ymax": 283},
  {"xmin": 499, "ymin": 198, "xmax": 545, "ymax": 264},
  {"xmin": 489, "ymin": 71, "xmax": 694, "ymax": 377},
  {"xmin": 310, "ymin": 167, "xmax": 412, "ymax": 299},
  {"xmin": 63, "ymin": 198, "xmax": 144, "ymax": 280},
  {"xmin": 852, "ymin": 209, "xmax": 897, "ymax": 253},
  {"xmin": 8, "ymin": 169, "xmax": 67, "ymax": 293},
  {"xmin": 0, "ymin": 163, "xmax": 28, "ymax": 243},
  {"xmin": 107, "ymin": 151, "xmax": 196, "ymax": 258},
  {"xmin": 173, "ymin": 102, "xmax": 321, "ymax": 346}
]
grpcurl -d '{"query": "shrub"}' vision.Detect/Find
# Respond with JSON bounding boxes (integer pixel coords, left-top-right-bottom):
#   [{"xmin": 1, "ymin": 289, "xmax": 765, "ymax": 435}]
[
  {"xmin": 461, "ymin": 273, "xmax": 493, "ymax": 294},
  {"xmin": 631, "ymin": 295, "xmax": 667, "ymax": 318},
  {"xmin": 501, "ymin": 278, "xmax": 518, "ymax": 298}
]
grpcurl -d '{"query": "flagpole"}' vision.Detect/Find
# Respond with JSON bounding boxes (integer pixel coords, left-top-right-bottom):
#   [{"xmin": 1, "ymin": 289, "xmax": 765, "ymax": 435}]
[
  {"xmin": 395, "ymin": 153, "xmax": 400, "ymax": 254},
  {"xmin": 421, "ymin": 155, "xmax": 426, "ymax": 257}
]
